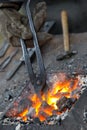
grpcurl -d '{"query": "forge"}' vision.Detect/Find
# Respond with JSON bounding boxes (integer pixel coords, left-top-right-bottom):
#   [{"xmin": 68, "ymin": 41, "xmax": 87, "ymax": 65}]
[
  {"xmin": 4, "ymin": 73, "xmax": 80, "ymax": 121},
  {"xmin": 0, "ymin": 0, "xmax": 87, "ymax": 130},
  {"xmin": 0, "ymin": 73, "xmax": 87, "ymax": 130}
]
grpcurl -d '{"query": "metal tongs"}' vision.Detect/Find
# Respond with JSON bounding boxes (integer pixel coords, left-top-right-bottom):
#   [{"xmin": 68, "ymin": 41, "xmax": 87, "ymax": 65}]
[{"xmin": 20, "ymin": 0, "xmax": 46, "ymax": 94}]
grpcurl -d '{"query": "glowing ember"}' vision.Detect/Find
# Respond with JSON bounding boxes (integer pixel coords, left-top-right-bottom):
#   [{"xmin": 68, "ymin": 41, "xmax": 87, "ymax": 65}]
[{"xmin": 6, "ymin": 73, "xmax": 81, "ymax": 122}]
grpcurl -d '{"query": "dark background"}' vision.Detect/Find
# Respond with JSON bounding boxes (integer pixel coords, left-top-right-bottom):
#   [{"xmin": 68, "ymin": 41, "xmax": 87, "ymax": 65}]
[{"xmin": 29, "ymin": 0, "xmax": 87, "ymax": 34}]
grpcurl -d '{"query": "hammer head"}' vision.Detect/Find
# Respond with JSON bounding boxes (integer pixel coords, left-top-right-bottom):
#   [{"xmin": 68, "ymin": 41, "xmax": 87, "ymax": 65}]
[{"xmin": 56, "ymin": 50, "xmax": 77, "ymax": 61}]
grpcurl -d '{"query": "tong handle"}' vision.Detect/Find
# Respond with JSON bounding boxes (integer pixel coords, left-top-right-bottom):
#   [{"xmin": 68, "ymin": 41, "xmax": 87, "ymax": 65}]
[
  {"xmin": 20, "ymin": 39, "xmax": 36, "ymax": 84},
  {"xmin": 26, "ymin": 0, "xmax": 46, "ymax": 87}
]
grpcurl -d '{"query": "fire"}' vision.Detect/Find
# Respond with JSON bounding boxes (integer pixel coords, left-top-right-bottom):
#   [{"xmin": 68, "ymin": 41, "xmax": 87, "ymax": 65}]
[
  {"xmin": 18, "ymin": 108, "xmax": 29, "ymax": 121},
  {"xmin": 6, "ymin": 73, "xmax": 81, "ymax": 122},
  {"xmin": 31, "ymin": 94, "xmax": 42, "ymax": 115}
]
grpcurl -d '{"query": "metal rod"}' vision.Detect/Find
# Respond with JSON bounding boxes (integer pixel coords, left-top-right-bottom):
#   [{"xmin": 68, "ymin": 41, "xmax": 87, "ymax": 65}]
[{"xmin": 26, "ymin": 0, "xmax": 46, "ymax": 88}]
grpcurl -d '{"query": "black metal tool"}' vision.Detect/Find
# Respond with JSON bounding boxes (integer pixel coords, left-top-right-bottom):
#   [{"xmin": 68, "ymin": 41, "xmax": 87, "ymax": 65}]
[
  {"xmin": 20, "ymin": 0, "xmax": 46, "ymax": 94},
  {"xmin": 0, "ymin": 41, "xmax": 10, "ymax": 58},
  {"xmin": 40, "ymin": 21, "xmax": 55, "ymax": 33},
  {"xmin": 56, "ymin": 51, "xmax": 77, "ymax": 61},
  {"xmin": 0, "ymin": 49, "xmax": 18, "ymax": 71},
  {"xmin": 6, "ymin": 48, "xmax": 35, "ymax": 80},
  {"xmin": 20, "ymin": 40, "xmax": 46, "ymax": 94}
]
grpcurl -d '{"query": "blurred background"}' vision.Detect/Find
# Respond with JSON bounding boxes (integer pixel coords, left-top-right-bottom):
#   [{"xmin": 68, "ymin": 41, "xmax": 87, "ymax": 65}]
[{"xmin": 29, "ymin": 0, "xmax": 87, "ymax": 34}]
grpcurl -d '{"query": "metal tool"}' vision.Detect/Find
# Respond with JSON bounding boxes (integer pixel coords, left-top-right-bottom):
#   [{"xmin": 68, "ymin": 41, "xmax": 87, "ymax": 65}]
[
  {"xmin": 56, "ymin": 10, "xmax": 77, "ymax": 61},
  {"xmin": 0, "ymin": 41, "xmax": 10, "ymax": 58},
  {"xmin": 0, "ymin": 49, "xmax": 18, "ymax": 71},
  {"xmin": 6, "ymin": 48, "xmax": 35, "ymax": 80},
  {"xmin": 40, "ymin": 21, "xmax": 55, "ymax": 33},
  {"xmin": 6, "ymin": 20, "xmax": 55, "ymax": 80},
  {"xmin": 20, "ymin": 0, "xmax": 46, "ymax": 94}
]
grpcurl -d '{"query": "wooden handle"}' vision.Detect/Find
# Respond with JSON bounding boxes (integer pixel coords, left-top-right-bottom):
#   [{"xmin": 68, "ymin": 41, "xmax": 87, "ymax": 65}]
[{"xmin": 61, "ymin": 10, "xmax": 70, "ymax": 52}]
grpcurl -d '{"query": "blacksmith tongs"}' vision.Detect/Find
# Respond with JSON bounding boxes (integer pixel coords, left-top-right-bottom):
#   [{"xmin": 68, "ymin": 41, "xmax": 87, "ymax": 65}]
[{"xmin": 20, "ymin": 0, "xmax": 46, "ymax": 94}]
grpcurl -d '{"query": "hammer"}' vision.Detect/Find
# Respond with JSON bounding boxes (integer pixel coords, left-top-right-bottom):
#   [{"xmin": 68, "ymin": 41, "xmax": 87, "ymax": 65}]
[{"xmin": 56, "ymin": 10, "xmax": 77, "ymax": 61}]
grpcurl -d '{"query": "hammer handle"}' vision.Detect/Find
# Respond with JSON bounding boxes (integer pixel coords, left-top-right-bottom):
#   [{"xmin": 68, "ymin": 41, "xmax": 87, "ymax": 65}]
[{"xmin": 61, "ymin": 10, "xmax": 70, "ymax": 52}]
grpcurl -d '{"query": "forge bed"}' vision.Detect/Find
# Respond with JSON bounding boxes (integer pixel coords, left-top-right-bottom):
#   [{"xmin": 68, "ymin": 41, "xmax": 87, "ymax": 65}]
[
  {"xmin": 0, "ymin": 32, "xmax": 87, "ymax": 129},
  {"xmin": 0, "ymin": 89, "xmax": 87, "ymax": 130}
]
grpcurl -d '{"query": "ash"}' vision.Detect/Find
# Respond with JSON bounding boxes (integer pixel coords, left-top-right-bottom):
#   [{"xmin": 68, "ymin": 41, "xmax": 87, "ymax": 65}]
[
  {"xmin": 44, "ymin": 110, "xmax": 69, "ymax": 125},
  {"xmin": 78, "ymin": 75, "xmax": 87, "ymax": 93},
  {"xmin": 1, "ymin": 110, "xmax": 69, "ymax": 126}
]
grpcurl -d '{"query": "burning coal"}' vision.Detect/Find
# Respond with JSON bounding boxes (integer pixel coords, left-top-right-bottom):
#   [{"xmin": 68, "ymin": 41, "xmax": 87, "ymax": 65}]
[{"xmin": 6, "ymin": 73, "xmax": 82, "ymax": 122}]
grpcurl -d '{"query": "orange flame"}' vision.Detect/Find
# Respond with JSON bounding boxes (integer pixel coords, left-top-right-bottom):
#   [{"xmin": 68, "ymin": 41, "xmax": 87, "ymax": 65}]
[{"xmin": 7, "ymin": 73, "xmax": 80, "ymax": 122}]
